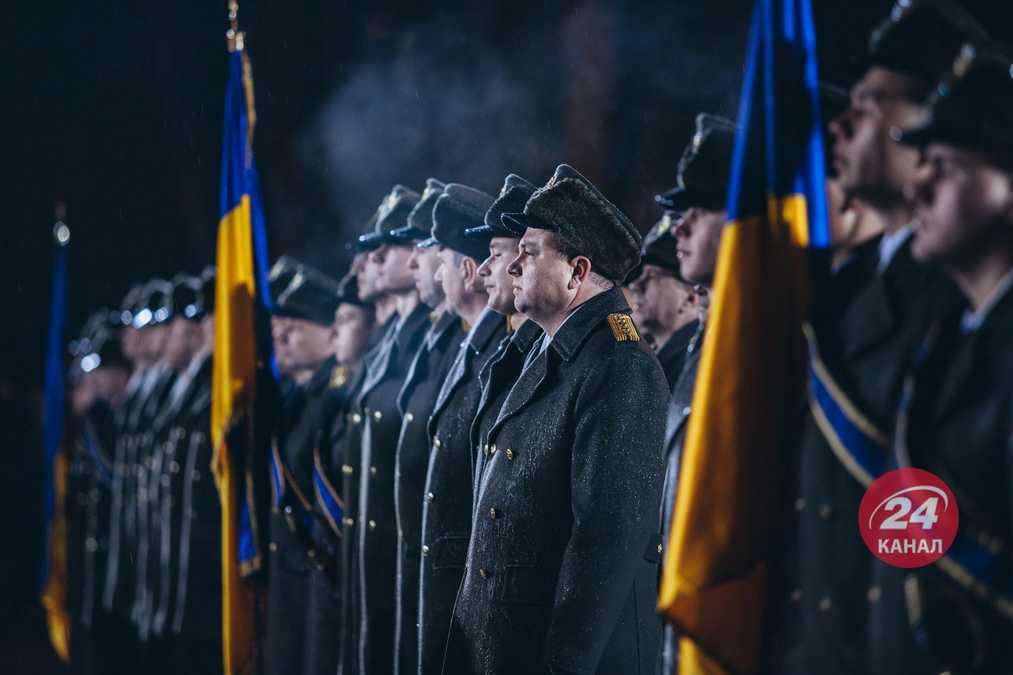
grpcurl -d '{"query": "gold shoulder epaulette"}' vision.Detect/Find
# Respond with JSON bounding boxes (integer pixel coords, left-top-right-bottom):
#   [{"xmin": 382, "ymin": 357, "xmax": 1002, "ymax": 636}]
[
  {"xmin": 606, "ymin": 312, "xmax": 641, "ymax": 342},
  {"xmin": 330, "ymin": 365, "xmax": 348, "ymax": 389}
]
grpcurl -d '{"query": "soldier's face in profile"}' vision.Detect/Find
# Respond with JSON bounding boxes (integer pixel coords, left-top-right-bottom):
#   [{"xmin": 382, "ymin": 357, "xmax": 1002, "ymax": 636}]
[
  {"xmin": 436, "ymin": 248, "xmax": 470, "ymax": 315},
  {"xmin": 829, "ymin": 67, "xmax": 927, "ymax": 207},
  {"xmin": 334, "ymin": 303, "xmax": 372, "ymax": 366},
  {"xmin": 271, "ymin": 316, "xmax": 294, "ymax": 374},
  {"xmin": 350, "ymin": 252, "xmax": 367, "ymax": 275},
  {"xmin": 120, "ymin": 326, "xmax": 141, "ymax": 363},
  {"xmin": 508, "ymin": 229, "xmax": 576, "ymax": 321},
  {"xmin": 141, "ymin": 323, "xmax": 170, "ymax": 362},
  {"xmin": 477, "ymin": 237, "xmax": 520, "ymax": 316},
  {"xmin": 371, "ymin": 244, "xmax": 416, "ymax": 295},
  {"xmin": 910, "ymin": 143, "xmax": 1013, "ymax": 266},
  {"xmin": 356, "ymin": 253, "xmax": 381, "ymax": 302},
  {"xmin": 628, "ymin": 264, "xmax": 693, "ymax": 338},
  {"xmin": 164, "ymin": 316, "xmax": 201, "ymax": 371},
  {"xmin": 674, "ymin": 207, "xmax": 726, "ymax": 286},
  {"xmin": 285, "ymin": 317, "xmax": 336, "ymax": 372},
  {"xmin": 408, "ymin": 245, "xmax": 446, "ymax": 308}
]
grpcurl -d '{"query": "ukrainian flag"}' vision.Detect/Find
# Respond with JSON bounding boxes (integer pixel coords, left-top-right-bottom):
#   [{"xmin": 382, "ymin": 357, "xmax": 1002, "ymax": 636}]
[
  {"xmin": 212, "ymin": 26, "xmax": 273, "ymax": 675},
  {"xmin": 40, "ymin": 218, "xmax": 71, "ymax": 663},
  {"xmin": 657, "ymin": 0, "xmax": 830, "ymax": 673}
]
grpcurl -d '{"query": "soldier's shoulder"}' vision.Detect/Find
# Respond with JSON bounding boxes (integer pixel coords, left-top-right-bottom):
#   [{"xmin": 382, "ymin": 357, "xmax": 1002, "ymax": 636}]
[
  {"xmin": 579, "ymin": 313, "xmax": 665, "ymax": 383},
  {"xmin": 583, "ymin": 311, "xmax": 653, "ymax": 357}
]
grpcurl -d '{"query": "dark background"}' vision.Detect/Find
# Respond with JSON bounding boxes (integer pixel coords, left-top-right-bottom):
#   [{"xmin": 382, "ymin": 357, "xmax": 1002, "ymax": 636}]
[
  {"xmin": 7, "ymin": 1, "xmax": 1013, "ymax": 389},
  {"xmin": 6, "ymin": 0, "xmax": 878, "ymax": 389}
]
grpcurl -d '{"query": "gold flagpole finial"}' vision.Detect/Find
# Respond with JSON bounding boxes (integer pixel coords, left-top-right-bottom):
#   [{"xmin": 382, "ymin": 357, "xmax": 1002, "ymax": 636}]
[{"xmin": 226, "ymin": 0, "xmax": 244, "ymax": 52}]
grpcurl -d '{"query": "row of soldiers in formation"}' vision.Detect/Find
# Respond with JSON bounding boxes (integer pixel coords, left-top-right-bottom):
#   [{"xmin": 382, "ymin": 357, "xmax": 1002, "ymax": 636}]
[{"xmin": 60, "ymin": 1, "xmax": 1012, "ymax": 674}]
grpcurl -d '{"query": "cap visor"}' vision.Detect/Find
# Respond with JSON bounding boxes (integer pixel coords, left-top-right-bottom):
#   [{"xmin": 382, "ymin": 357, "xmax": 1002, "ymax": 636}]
[
  {"xmin": 356, "ymin": 232, "xmax": 385, "ymax": 251},
  {"xmin": 657, "ymin": 187, "xmax": 725, "ymax": 213},
  {"xmin": 389, "ymin": 225, "xmax": 429, "ymax": 242},
  {"xmin": 500, "ymin": 212, "xmax": 552, "ymax": 237},
  {"xmin": 464, "ymin": 225, "xmax": 495, "ymax": 239}
]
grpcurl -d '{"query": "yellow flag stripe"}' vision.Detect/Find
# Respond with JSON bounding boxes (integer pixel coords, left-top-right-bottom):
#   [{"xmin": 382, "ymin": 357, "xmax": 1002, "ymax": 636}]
[
  {"xmin": 212, "ymin": 195, "xmax": 258, "ymax": 675},
  {"xmin": 41, "ymin": 451, "xmax": 71, "ymax": 663},
  {"xmin": 658, "ymin": 194, "xmax": 811, "ymax": 674}
]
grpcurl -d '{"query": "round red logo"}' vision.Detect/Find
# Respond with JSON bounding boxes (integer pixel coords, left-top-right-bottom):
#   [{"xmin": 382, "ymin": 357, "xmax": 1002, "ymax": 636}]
[{"xmin": 858, "ymin": 468, "xmax": 958, "ymax": 568}]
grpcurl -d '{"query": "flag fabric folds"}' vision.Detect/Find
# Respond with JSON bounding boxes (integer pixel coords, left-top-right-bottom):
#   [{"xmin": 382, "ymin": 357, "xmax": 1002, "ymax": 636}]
[
  {"xmin": 41, "ymin": 222, "xmax": 71, "ymax": 663},
  {"xmin": 657, "ymin": 0, "xmax": 830, "ymax": 673},
  {"xmin": 212, "ymin": 33, "xmax": 273, "ymax": 675}
]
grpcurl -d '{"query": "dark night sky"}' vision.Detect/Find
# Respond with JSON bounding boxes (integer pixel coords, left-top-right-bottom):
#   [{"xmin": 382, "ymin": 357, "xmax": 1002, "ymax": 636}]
[{"xmin": 7, "ymin": 0, "xmax": 1012, "ymax": 393}]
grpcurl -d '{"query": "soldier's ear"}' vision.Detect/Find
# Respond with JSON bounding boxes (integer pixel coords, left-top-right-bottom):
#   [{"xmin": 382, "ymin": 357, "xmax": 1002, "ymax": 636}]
[
  {"xmin": 461, "ymin": 256, "xmax": 479, "ymax": 282},
  {"xmin": 570, "ymin": 256, "xmax": 592, "ymax": 285}
]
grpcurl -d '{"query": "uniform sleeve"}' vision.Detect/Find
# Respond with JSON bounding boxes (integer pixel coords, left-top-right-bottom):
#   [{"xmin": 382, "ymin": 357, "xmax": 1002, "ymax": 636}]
[{"xmin": 545, "ymin": 344, "xmax": 668, "ymax": 673}]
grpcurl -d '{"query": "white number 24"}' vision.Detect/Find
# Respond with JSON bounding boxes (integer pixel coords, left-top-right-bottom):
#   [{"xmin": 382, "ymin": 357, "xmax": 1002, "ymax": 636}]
[{"xmin": 880, "ymin": 496, "xmax": 940, "ymax": 530}]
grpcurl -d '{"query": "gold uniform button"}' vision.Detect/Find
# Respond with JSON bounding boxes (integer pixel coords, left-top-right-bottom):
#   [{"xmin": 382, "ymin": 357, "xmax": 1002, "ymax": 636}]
[
  {"xmin": 284, "ymin": 506, "xmax": 293, "ymax": 516},
  {"xmin": 368, "ymin": 520, "xmax": 377, "ymax": 531},
  {"xmin": 342, "ymin": 464, "xmax": 354, "ymax": 475},
  {"xmin": 657, "ymin": 543, "xmax": 663, "ymax": 554},
  {"xmin": 269, "ymin": 542, "xmax": 278, "ymax": 552},
  {"xmin": 505, "ymin": 448, "xmax": 514, "ymax": 461},
  {"xmin": 405, "ymin": 413, "xmax": 414, "ymax": 423},
  {"xmin": 425, "ymin": 492, "xmax": 435, "ymax": 503},
  {"xmin": 352, "ymin": 413, "xmax": 362, "ymax": 424},
  {"xmin": 307, "ymin": 549, "xmax": 316, "ymax": 559},
  {"xmin": 421, "ymin": 545, "xmax": 430, "ymax": 556},
  {"xmin": 490, "ymin": 444, "xmax": 497, "ymax": 455},
  {"xmin": 373, "ymin": 410, "xmax": 383, "ymax": 421},
  {"xmin": 478, "ymin": 567, "xmax": 489, "ymax": 579},
  {"xmin": 794, "ymin": 498, "xmax": 806, "ymax": 512},
  {"xmin": 370, "ymin": 466, "xmax": 377, "ymax": 477},
  {"xmin": 342, "ymin": 517, "xmax": 354, "ymax": 527},
  {"xmin": 489, "ymin": 508, "xmax": 498, "ymax": 520},
  {"xmin": 819, "ymin": 596, "xmax": 833, "ymax": 612},
  {"xmin": 818, "ymin": 504, "xmax": 833, "ymax": 520},
  {"xmin": 867, "ymin": 586, "xmax": 881, "ymax": 604},
  {"xmin": 434, "ymin": 437, "xmax": 442, "ymax": 449}
]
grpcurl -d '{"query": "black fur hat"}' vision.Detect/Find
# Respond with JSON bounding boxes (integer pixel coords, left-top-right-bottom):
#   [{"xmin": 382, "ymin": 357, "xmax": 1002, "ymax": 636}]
[{"xmin": 502, "ymin": 164, "xmax": 642, "ymax": 283}]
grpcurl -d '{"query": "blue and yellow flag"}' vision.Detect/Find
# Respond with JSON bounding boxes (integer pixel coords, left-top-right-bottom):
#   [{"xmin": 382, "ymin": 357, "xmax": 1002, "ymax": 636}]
[
  {"xmin": 41, "ymin": 217, "xmax": 71, "ymax": 663},
  {"xmin": 657, "ymin": 0, "xmax": 830, "ymax": 673},
  {"xmin": 212, "ymin": 26, "xmax": 273, "ymax": 675}
]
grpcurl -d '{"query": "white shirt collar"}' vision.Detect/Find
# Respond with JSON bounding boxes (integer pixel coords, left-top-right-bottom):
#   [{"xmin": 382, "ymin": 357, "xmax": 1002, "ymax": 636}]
[
  {"xmin": 960, "ymin": 267, "xmax": 1013, "ymax": 333},
  {"xmin": 877, "ymin": 225, "xmax": 913, "ymax": 273}
]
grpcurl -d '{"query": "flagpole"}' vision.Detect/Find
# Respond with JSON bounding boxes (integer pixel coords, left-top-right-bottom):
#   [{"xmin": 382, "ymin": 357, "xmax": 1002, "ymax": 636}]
[{"xmin": 41, "ymin": 200, "xmax": 71, "ymax": 663}]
